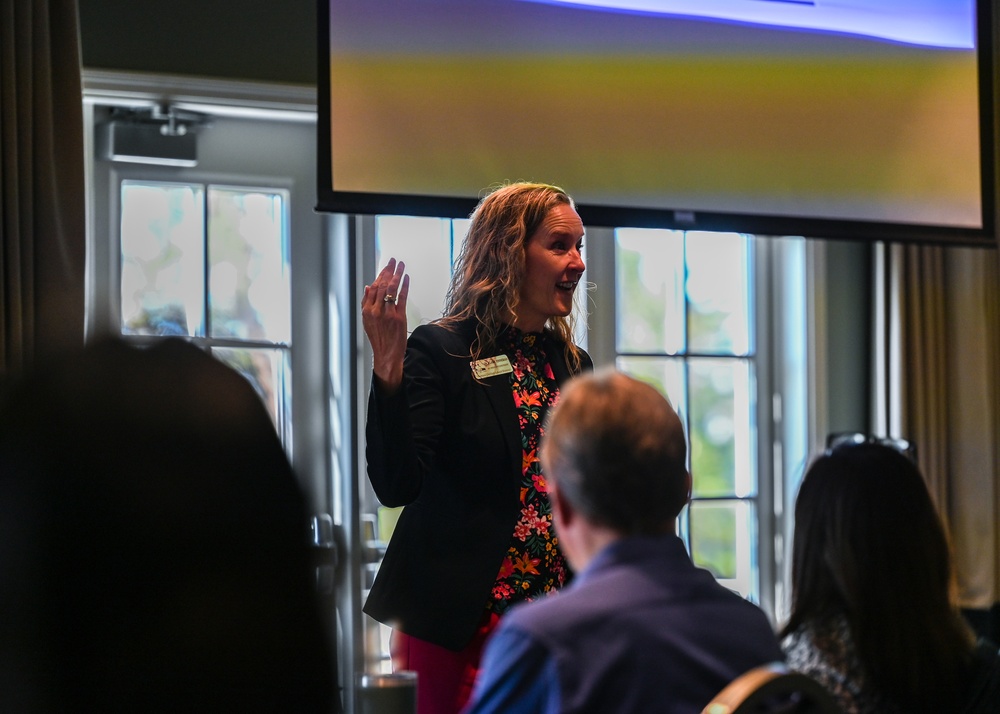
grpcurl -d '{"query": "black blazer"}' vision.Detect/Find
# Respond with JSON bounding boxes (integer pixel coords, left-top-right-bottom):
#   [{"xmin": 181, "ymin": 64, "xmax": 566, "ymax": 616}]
[{"xmin": 363, "ymin": 320, "xmax": 593, "ymax": 650}]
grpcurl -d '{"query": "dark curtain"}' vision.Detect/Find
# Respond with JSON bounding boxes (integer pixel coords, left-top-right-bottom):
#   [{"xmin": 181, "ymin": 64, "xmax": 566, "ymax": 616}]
[{"xmin": 0, "ymin": 0, "xmax": 86, "ymax": 381}]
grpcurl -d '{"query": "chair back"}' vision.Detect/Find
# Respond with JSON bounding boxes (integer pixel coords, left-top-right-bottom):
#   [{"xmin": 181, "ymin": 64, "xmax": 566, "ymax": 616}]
[{"xmin": 702, "ymin": 662, "xmax": 843, "ymax": 714}]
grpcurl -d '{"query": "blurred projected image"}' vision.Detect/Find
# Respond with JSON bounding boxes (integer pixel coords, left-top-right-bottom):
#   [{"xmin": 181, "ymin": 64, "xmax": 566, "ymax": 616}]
[
  {"xmin": 325, "ymin": 0, "xmax": 988, "ymax": 237},
  {"xmin": 519, "ymin": 0, "xmax": 975, "ymax": 48}
]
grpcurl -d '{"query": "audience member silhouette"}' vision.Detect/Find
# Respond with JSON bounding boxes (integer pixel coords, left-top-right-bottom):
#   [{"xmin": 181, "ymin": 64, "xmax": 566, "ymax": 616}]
[
  {"xmin": 0, "ymin": 337, "xmax": 337, "ymax": 713},
  {"xmin": 781, "ymin": 439, "xmax": 1000, "ymax": 714},
  {"xmin": 464, "ymin": 369, "xmax": 783, "ymax": 713}
]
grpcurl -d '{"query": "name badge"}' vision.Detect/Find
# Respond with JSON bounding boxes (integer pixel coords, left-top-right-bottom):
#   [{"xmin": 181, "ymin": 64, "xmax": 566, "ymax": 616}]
[{"xmin": 471, "ymin": 354, "xmax": 513, "ymax": 379}]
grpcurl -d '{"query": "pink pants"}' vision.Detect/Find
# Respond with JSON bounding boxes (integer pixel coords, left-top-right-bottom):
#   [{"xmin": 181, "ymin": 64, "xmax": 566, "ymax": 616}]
[{"xmin": 390, "ymin": 612, "xmax": 501, "ymax": 714}]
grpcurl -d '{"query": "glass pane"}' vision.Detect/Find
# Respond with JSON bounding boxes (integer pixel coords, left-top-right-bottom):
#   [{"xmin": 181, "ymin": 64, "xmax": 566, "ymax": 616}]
[
  {"xmin": 376, "ymin": 216, "xmax": 453, "ymax": 326},
  {"xmin": 213, "ymin": 347, "xmax": 290, "ymax": 439},
  {"xmin": 208, "ymin": 188, "xmax": 290, "ymax": 343},
  {"xmin": 689, "ymin": 358, "xmax": 754, "ymax": 498},
  {"xmin": 686, "ymin": 232, "xmax": 751, "ymax": 355},
  {"xmin": 615, "ymin": 356, "xmax": 687, "ymax": 430},
  {"xmin": 615, "ymin": 227, "xmax": 684, "ymax": 354},
  {"xmin": 688, "ymin": 499, "xmax": 757, "ymax": 600},
  {"xmin": 120, "ymin": 181, "xmax": 205, "ymax": 336}
]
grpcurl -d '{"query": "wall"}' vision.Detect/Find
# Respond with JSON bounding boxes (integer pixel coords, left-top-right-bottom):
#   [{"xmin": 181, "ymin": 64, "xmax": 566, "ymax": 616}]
[
  {"xmin": 821, "ymin": 239, "xmax": 871, "ymax": 434},
  {"xmin": 79, "ymin": 0, "xmax": 316, "ymax": 85}
]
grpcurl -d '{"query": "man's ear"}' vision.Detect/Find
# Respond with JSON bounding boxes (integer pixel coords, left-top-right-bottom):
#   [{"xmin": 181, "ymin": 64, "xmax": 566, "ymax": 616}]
[{"xmin": 550, "ymin": 478, "xmax": 574, "ymax": 529}]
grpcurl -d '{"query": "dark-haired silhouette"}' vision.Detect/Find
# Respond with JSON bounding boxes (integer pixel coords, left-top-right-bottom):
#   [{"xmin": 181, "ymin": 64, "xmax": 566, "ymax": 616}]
[
  {"xmin": 0, "ymin": 337, "xmax": 337, "ymax": 713},
  {"xmin": 781, "ymin": 441, "xmax": 1000, "ymax": 714}
]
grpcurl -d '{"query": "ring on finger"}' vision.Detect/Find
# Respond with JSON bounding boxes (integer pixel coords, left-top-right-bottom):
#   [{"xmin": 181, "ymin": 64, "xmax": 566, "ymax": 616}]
[{"xmin": 384, "ymin": 294, "xmax": 397, "ymax": 304}]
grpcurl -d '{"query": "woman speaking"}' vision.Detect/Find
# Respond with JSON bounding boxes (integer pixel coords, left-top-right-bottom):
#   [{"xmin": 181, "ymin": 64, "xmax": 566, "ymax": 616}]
[{"xmin": 361, "ymin": 182, "xmax": 592, "ymax": 714}]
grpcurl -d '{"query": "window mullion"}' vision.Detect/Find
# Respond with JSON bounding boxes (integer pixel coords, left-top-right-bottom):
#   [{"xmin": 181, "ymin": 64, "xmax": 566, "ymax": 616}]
[{"xmin": 202, "ymin": 185, "xmax": 212, "ymax": 339}]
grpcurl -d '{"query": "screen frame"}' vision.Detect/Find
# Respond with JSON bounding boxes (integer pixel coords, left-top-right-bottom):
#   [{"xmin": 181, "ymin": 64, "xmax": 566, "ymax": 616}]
[{"xmin": 316, "ymin": 0, "xmax": 997, "ymax": 247}]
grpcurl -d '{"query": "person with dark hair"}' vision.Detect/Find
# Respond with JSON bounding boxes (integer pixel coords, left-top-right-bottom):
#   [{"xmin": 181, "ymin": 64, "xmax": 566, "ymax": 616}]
[
  {"xmin": 781, "ymin": 440, "xmax": 1000, "ymax": 713},
  {"xmin": 463, "ymin": 369, "xmax": 783, "ymax": 714},
  {"xmin": 361, "ymin": 182, "xmax": 592, "ymax": 713},
  {"xmin": 0, "ymin": 337, "xmax": 337, "ymax": 713}
]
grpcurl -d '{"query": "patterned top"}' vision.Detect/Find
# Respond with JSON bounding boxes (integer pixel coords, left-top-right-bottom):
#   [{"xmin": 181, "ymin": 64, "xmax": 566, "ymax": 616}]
[
  {"xmin": 487, "ymin": 328, "xmax": 568, "ymax": 614},
  {"xmin": 782, "ymin": 616, "xmax": 900, "ymax": 714}
]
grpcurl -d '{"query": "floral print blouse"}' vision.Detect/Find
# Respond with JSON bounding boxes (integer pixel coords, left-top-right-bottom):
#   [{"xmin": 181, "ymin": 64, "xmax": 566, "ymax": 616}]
[
  {"xmin": 782, "ymin": 616, "xmax": 900, "ymax": 714},
  {"xmin": 487, "ymin": 328, "xmax": 568, "ymax": 615}
]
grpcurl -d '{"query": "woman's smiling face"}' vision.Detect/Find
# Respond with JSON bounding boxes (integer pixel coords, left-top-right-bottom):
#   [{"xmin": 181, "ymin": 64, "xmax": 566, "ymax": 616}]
[{"xmin": 513, "ymin": 203, "xmax": 586, "ymax": 333}]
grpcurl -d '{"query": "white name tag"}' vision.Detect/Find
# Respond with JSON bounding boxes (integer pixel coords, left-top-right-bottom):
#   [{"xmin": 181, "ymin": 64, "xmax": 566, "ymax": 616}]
[{"xmin": 471, "ymin": 354, "xmax": 513, "ymax": 379}]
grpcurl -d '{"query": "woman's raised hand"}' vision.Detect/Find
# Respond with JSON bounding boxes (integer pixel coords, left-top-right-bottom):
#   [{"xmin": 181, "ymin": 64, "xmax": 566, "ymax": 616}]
[{"xmin": 362, "ymin": 258, "xmax": 410, "ymax": 393}]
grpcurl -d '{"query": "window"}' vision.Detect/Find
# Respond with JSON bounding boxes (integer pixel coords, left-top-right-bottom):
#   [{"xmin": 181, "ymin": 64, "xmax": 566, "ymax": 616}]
[
  {"xmin": 372, "ymin": 215, "xmax": 467, "ymax": 327},
  {"xmin": 117, "ymin": 179, "xmax": 292, "ymax": 442},
  {"xmin": 614, "ymin": 228, "xmax": 757, "ymax": 600}
]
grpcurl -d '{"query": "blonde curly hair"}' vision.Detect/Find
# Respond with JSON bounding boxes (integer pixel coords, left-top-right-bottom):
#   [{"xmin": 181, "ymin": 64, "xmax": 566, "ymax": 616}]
[{"xmin": 438, "ymin": 182, "xmax": 584, "ymax": 371}]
